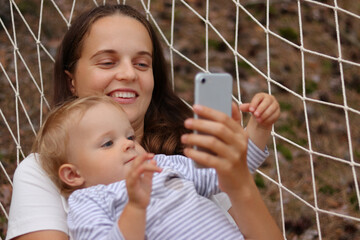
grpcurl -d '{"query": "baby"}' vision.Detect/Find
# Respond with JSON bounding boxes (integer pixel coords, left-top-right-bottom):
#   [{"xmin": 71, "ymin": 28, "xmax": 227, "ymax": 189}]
[{"xmin": 33, "ymin": 95, "xmax": 280, "ymax": 240}]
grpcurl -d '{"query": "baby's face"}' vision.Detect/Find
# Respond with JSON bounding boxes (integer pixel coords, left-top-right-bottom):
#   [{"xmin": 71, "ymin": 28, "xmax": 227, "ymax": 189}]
[{"xmin": 67, "ymin": 103, "xmax": 146, "ymax": 187}]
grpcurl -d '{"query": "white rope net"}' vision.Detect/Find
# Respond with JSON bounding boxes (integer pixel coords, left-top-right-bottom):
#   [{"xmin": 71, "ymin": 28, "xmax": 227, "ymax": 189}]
[{"xmin": 0, "ymin": 0, "xmax": 359, "ymax": 239}]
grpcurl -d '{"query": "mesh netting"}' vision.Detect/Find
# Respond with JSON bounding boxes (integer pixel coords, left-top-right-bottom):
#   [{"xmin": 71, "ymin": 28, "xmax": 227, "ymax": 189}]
[{"xmin": 0, "ymin": 0, "xmax": 360, "ymax": 239}]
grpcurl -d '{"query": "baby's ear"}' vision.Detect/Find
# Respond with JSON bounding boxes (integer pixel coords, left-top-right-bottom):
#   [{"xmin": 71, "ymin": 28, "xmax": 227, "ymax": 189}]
[{"xmin": 59, "ymin": 163, "xmax": 84, "ymax": 187}]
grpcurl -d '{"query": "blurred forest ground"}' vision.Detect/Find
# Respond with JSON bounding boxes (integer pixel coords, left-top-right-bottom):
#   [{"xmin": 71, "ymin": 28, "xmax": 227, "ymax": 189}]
[{"xmin": 0, "ymin": 0, "xmax": 359, "ymax": 239}]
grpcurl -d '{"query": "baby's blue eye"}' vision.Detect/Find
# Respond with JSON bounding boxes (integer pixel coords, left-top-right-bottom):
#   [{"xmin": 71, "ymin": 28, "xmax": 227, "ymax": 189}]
[
  {"xmin": 127, "ymin": 135, "xmax": 135, "ymax": 141},
  {"xmin": 101, "ymin": 140, "xmax": 113, "ymax": 148}
]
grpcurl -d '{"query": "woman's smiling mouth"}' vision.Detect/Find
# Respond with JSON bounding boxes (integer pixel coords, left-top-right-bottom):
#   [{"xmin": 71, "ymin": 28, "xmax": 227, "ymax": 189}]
[{"xmin": 108, "ymin": 89, "xmax": 138, "ymax": 104}]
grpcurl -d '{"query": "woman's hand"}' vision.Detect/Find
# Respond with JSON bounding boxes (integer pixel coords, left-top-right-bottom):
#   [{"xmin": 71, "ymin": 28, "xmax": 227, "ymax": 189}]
[
  {"xmin": 181, "ymin": 104, "xmax": 251, "ymax": 194},
  {"xmin": 126, "ymin": 153, "xmax": 162, "ymax": 209},
  {"xmin": 181, "ymin": 104, "xmax": 283, "ymax": 239}
]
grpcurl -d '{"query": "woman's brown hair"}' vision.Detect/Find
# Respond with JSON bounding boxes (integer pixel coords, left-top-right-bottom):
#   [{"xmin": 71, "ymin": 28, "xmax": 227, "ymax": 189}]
[{"xmin": 53, "ymin": 4, "xmax": 192, "ymax": 155}]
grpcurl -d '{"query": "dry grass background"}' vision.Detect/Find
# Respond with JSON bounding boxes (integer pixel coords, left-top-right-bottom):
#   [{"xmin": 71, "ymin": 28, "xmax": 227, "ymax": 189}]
[{"xmin": 0, "ymin": 0, "xmax": 360, "ymax": 239}]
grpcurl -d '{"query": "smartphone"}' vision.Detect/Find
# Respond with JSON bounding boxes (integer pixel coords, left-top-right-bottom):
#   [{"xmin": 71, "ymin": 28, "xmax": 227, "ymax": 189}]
[{"xmin": 193, "ymin": 72, "xmax": 233, "ymax": 168}]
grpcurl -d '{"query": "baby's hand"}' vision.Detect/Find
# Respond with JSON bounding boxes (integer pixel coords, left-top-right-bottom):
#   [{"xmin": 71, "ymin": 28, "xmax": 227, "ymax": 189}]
[
  {"xmin": 240, "ymin": 93, "xmax": 280, "ymax": 128},
  {"xmin": 126, "ymin": 153, "xmax": 162, "ymax": 210}
]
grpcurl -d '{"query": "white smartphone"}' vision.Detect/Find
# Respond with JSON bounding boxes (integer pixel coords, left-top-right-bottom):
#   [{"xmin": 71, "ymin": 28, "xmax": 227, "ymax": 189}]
[{"xmin": 193, "ymin": 72, "xmax": 233, "ymax": 168}]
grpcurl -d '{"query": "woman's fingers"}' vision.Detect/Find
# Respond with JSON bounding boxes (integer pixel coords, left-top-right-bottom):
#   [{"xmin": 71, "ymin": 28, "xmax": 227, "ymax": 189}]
[
  {"xmin": 184, "ymin": 118, "xmax": 238, "ymax": 147},
  {"xmin": 183, "ymin": 146, "xmax": 231, "ymax": 170},
  {"xmin": 183, "ymin": 136, "xmax": 248, "ymax": 185},
  {"xmin": 181, "ymin": 130, "xmax": 247, "ymax": 163},
  {"xmin": 232, "ymin": 102, "xmax": 243, "ymax": 124},
  {"xmin": 183, "ymin": 104, "xmax": 249, "ymax": 160},
  {"xmin": 182, "ymin": 133, "xmax": 228, "ymax": 156},
  {"xmin": 192, "ymin": 104, "xmax": 245, "ymax": 136},
  {"xmin": 184, "ymin": 107, "xmax": 248, "ymax": 147}
]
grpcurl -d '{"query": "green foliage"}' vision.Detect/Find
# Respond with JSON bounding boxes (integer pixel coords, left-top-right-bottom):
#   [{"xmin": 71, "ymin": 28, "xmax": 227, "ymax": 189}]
[
  {"xmin": 305, "ymin": 79, "xmax": 318, "ymax": 94},
  {"xmin": 254, "ymin": 173, "xmax": 266, "ymax": 189},
  {"xmin": 278, "ymin": 27, "xmax": 298, "ymax": 42},
  {"xmin": 277, "ymin": 143, "xmax": 293, "ymax": 161},
  {"xmin": 238, "ymin": 60, "xmax": 252, "ymax": 70},
  {"xmin": 276, "ymin": 123, "xmax": 307, "ymax": 147},
  {"xmin": 319, "ymin": 185, "xmax": 335, "ymax": 195},
  {"xmin": 0, "ymin": 215, "xmax": 6, "ymax": 239},
  {"xmin": 270, "ymin": 192, "xmax": 277, "ymax": 202},
  {"xmin": 297, "ymin": 138, "xmax": 308, "ymax": 147},
  {"xmin": 355, "ymin": 150, "xmax": 360, "ymax": 159},
  {"xmin": 349, "ymin": 192, "xmax": 359, "ymax": 211},
  {"xmin": 321, "ymin": 59, "xmax": 332, "ymax": 73},
  {"xmin": 279, "ymin": 101, "xmax": 293, "ymax": 111},
  {"xmin": 174, "ymin": 9, "xmax": 181, "ymax": 20},
  {"xmin": 268, "ymin": 5, "xmax": 277, "ymax": 16},
  {"xmin": 207, "ymin": 39, "xmax": 227, "ymax": 52},
  {"xmin": 277, "ymin": 124, "xmax": 296, "ymax": 136},
  {"xmin": 17, "ymin": 0, "xmax": 38, "ymax": 15}
]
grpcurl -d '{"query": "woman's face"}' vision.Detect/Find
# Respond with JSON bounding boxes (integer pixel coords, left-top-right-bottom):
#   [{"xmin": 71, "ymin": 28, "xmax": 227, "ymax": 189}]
[{"xmin": 68, "ymin": 15, "xmax": 154, "ymax": 139}]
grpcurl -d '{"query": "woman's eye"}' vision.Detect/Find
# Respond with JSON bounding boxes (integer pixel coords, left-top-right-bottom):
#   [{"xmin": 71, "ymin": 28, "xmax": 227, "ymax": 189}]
[
  {"xmin": 135, "ymin": 63, "xmax": 148, "ymax": 70},
  {"xmin": 97, "ymin": 60, "xmax": 115, "ymax": 68},
  {"xmin": 137, "ymin": 62, "xmax": 148, "ymax": 67},
  {"xmin": 101, "ymin": 140, "xmax": 113, "ymax": 148},
  {"xmin": 101, "ymin": 62, "xmax": 114, "ymax": 66},
  {"xmin": 134, "ymin": 60, "xmax": 151, "ymax": 70}
]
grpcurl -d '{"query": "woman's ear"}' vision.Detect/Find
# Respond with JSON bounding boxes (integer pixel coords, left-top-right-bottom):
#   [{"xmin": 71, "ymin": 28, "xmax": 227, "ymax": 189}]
[
  {"xmin": 59, "ymin": 163, "xmax": 84, "ymax": 187},
  {"xmin": 65, "ymin": 70, "xmax": 76, "ymax": 95}
]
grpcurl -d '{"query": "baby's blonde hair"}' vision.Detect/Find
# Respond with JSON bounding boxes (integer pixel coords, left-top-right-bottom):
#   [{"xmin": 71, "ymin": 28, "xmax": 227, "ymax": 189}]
[{"xmin": 32, "ymin": 95, "xmax": 125, "ymax": 196}]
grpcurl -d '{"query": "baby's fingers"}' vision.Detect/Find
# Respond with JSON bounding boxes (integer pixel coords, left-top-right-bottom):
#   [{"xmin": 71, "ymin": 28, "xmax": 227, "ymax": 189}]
[
  {"xmin": 142, "ymin": 160, "xmax": 159, "ymax": 182},
  {"xmin": 127, "ymin": 155, "xmax": 161, "ymax": 184},
  {"xmin": 131, "ymin": 153, "xmax": 154, "ymax": 168},
  {"xmin": 239, "ymin": 103, "xmax": 251, "ymax": 113},
  {"xmin": 249, "ymin": 93, "xmax": 267, "ymax": 113},
  {"xmin": 252, "ymin": 96, "xmax": 273, "ymax": 117},
  {"xmin": 257, "ymin": 106, "xmax": 281, "ymax": 126},
  {"xmin": 133, "ymin": 160, "xmax": 162, "ymax": 178}
]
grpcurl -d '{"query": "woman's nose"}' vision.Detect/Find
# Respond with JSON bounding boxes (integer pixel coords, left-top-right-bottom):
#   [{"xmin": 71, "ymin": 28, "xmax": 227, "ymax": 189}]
[{"xmin": 115, "ymin": 60, "xmax": 136, "ymax": 81}]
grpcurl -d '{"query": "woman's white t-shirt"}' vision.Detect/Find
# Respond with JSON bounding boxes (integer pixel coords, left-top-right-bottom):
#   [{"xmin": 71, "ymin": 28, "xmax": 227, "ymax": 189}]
[{"xmin": 6, "ymin": 154, "xmax": 70, "ymax": 240}]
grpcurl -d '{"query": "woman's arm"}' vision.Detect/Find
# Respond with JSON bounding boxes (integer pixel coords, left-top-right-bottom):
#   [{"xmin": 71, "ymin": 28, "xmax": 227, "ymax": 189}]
[
  {"xmin": 13, "ymin": 231, "xmax": 68, "ymax": 240},
  {"xmin": 181, "ymin": 104, "xmax": 283, "ymax": 240},
  {"xmin": 7, "ymin": 154, "xmax": 69, "ymax": 240}
]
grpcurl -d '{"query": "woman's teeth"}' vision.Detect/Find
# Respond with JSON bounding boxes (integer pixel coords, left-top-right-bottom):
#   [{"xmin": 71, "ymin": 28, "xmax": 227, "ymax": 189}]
[{"xmin": 111, "ymin": 92, "xmax": 136, "ymax": 98}]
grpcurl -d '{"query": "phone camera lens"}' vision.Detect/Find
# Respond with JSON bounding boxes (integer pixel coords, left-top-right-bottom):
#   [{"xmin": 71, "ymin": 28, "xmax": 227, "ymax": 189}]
[{"xmin": 201, "ymin": 78, "xmax": 206, "ymax": 84}]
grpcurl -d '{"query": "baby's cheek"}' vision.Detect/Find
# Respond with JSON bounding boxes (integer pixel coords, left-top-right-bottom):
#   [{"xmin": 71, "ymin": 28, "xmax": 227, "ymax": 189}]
[{"xmin": 136, "ymin": 143, "xmax": 147, "ymax": 154}]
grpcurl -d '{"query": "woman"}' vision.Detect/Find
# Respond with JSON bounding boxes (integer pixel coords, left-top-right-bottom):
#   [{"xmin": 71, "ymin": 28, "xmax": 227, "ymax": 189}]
[{"xmin": 6, "ymin": 4, "xmax": 281, "ymax": 240}]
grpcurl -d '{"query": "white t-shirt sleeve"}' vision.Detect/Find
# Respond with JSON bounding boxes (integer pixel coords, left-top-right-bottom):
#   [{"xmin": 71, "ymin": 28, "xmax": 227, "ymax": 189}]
[{"xmin": 6, "ymin": 153, "xmax": 69, "ymax": 240}]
